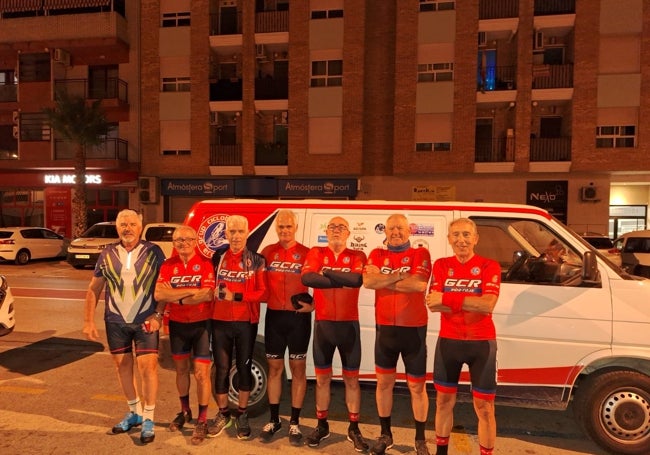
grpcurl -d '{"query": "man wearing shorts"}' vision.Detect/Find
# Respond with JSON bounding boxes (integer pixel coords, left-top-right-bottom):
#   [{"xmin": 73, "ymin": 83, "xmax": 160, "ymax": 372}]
[
  {"xmin": 426, "ymin": 218, "xmax": 500, "ymax": 455},
  {"xmin": 154, "ymin": 225, "xmax": 215, "ymax": 445},
  {"xmin": 208, "ymin": 215, "xmax": 268, "ymax": 441},
  {"xmin": 83, "ymin": 209, "xmax": 165, "ymax": 444},
  {"xmin": 301, "ymin": 216, "xmax": 368, "ymax": 452},
  {"xmin": 363, "ymin": 213, "xmax": 432, "ymax": 455},
  {"xmin": 259, "ymin": 210, "xmax": 312, "ymax": 445}
]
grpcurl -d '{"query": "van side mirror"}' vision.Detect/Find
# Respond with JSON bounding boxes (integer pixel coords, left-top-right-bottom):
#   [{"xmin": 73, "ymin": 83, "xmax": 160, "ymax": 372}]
[{"xmin": 582, "ymin": 251, "xmax": 600, "ymax": 285}]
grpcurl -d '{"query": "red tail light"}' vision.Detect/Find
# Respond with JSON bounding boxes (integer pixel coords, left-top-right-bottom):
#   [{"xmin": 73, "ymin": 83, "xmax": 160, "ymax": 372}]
[
  {"xmin": 0, "ymin": 239, "xmax": 15, "ymax": 245},
  {"xmin": 608, "ymin": 248, "xmax": 620, "ymax": 254}
]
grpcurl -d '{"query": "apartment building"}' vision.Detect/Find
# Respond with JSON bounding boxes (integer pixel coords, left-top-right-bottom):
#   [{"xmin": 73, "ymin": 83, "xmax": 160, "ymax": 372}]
[{"xmin": 1, "ymin": 1, "xmax": 649, "ymax": 239}]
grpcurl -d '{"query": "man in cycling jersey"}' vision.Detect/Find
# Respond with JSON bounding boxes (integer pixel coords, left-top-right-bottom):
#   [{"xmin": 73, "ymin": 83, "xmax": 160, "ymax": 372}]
[
  {"xmin": 83, "ymin": 209, "xmax": 165, "ymax": 444},
  {"xmin": 208, "ymin": 215, "xmax": 268, "ymax": 441},
  {"xmin": 301, "ymin": 216, "xmax": 368, "ymax": 452},
  {"xmin": 259, "ymin": 209, "xmax": 313, "ymax": 445},
  {"xmin": 426, "ymin": 217, "xmax": 501, "ymax": 455},
  {"xmin": 154, "ymin": 225, "xmax": 215, "ymax": 445},
  {"xmin": 363, "ymin": 213, "xmax": 432, "ymax": 455}
]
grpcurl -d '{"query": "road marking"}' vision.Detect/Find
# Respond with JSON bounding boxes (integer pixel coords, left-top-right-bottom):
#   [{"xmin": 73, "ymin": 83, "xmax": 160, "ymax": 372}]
[{"xmin": 0, "ymin": 385, "xmax": 47, "ymax": 394}]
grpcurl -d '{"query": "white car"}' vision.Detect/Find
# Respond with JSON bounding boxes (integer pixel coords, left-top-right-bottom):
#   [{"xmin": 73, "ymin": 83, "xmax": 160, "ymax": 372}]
[
  {"xmin": 0, "ymin": 275, "xmax": 15, "ymax": 337},
  {"xmin": 66, "ymin": 222, "xmax": 119, "ymax": 269},
  {"xmin": 141, "ymin": 222, "xmax": 182, "ymax": 258},
  {"xmin": 613, "ymin": 229, "xmax": 650, "ymax": 278},
  {"xmin": 580, "ymin": 232, "xmax": 622, "ymax": 267},
  {"xmin": 0, "ymin": 227, "xmax": 69, "ymax": 265}
]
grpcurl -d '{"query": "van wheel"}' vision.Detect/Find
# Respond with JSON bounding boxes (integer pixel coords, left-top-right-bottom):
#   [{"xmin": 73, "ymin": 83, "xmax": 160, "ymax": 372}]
[
  {"xmin": 573, "ymin": 370, "xmax": 650, "ymax": 455},
  {"xmin": 15, "ymin": 249, "xmax": 31, "ymax": 265},
  {"xmin": 211, "ymin": 341, "xmax": 269, "ymax": 417}
]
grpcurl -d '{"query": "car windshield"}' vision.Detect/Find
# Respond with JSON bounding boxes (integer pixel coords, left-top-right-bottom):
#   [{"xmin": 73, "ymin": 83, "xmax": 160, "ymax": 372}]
[
  {"xmin": 623, "ymin": 237, "xmax": 650, "ymax": 253},
  {"xmin": 144, "ymin": 227, "xmax": 175, "ymax": 242},
  {"xmin": 81, "ymin": 224, "xmax": 118, "ymax": 238},
  {"xmin": 584, "ymin": 237, "xmax": 614, "ymax": 249}
]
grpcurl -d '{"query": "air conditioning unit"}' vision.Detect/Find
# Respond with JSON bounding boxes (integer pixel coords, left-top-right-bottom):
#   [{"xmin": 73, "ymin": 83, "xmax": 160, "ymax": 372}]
[
  {"xmin": 581, "ymin": 186, "xmax": 599, "ymax": 202},
  {"xmin": 138, "ymin": 176, "xmax": 159, "ymax": 204},
  {"xmin": 534, "ymin": 31, "xmax": 544, "ymax": 50},
  {"xmin": 478, "ymin": 31, "xmax": 487, "ymax": 47},
  {"xmin": 53, "ymin": 48, "xmax": 71, "ymax": 66}
]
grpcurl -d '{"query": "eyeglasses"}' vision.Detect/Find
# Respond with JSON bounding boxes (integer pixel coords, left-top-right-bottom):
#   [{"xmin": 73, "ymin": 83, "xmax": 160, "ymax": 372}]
[
  {"xmin": 327, "ymin": 224, "xmax": 348, "ymax": 232},
  {"xmin": 173, "ymin": 238, "xmax": 196, "ymax": 244}
]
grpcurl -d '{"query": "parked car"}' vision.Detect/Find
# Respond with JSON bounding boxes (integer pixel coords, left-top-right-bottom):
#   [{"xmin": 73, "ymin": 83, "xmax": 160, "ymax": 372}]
[
  {"xmin": 613, "ymin": 229, "xmax": 650, "ymax": 278},
  {"xmin": 141, "ymin": 222, "xmax": 182, "ymax": 258},
  {"xmin": 0, "ymin": 275, "xmax": 15, "ymax": 336},
  {"xmin": 0, "ymin": 227, "xmax": 69, "ymax": 265},
  {"xmin": 580, "ymin": 232, "xmax": 621, "ymax": 267},
  {"xmin": 66, "ymin": 222, "xmax": 119, "ymax": 269}
]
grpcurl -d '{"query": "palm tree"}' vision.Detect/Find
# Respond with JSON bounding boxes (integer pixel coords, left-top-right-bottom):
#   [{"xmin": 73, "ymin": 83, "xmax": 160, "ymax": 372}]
[{"xmin": 44, "ymin": 91, "xmax": 113, "ymax": 238}]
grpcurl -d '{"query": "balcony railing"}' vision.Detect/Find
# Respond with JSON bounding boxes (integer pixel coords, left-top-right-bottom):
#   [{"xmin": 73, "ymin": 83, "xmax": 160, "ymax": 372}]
[
  {"xmin": 479, "ymin": 0, "xmax": 518, "ymax": 19},
  {"xmin": 210, "ymin": 79, "xmax": 243, "ymax": 102},
  {"xmin": 255, "ymin": 10, "xmax": 289, "ymax": 33},
  {"xmin": 532, "ymin": 64, "xmax": 573, "ymax": 89},
  {"xmin": 54, "ymin": 137, "xmax": 128, "ymax": 160},
  {"xmin": 255, "ymin": 142, "xmax": 287, "ymax": 166},
  {"xmin": 0, "ymin": 0, "xmax": 125, "ymax": 18},
  {"xmin": 0, "ymin": 84, "xmax": 17, "ymax": 102},
  {"xmin": 530, "ymin": 137, "xmax": 571, "ymax": 161},
  {"xmin": 210, "ymin": 143, "xmax": 242, "ymax": 166},
  {"xmin": 209, "ymin": 11, "xmax": 242, "ymax": 35},
  {"xmin": 534, "ymin": 0, "xmax": 575, "ymax": 15},
  {"xmin": 255, "ymin": 77, "xmax": 288, "ymax": 100},
  {"xmin": 475, "ymin": 137, "xmax": 515, "ymax": 162},
  {"xmin": 54, "ymin": 78, "xmax": 128, "ymax": 103},
  {"xmin": 477, "ymin": 65, "xmax": 517, "ymax": 91}
]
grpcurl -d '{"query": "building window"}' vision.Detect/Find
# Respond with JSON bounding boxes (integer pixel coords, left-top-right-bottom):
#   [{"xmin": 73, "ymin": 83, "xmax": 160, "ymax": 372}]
[
  {"xmin": 416, "ymin": 142, "xmax": 452, "ymax": 152},
  {"xmin": 311, "ymin": 9, "xmax": 344, "ymax": 19},
  {"xmin": 161, "ymin": 11, "xmax": 191, "ymax": 27},
  {"xmin": 162, "ymin": 149, "xmax": 191, "ymax": 156},
  {"xmin": 419, "ymin": 0, "xmax": 455, "ymax": 12},
  {"xmin": 596, "ymin": 125, "xmax": 636, "ymax": 148},
  {"xmin": 310, "ymin": 60, "xmax": 343, "ymax": 87},
  {"xmin": 19, "ymin": 53, "xmax": 50, "ymax": 82},
  {"xmin": 418, "ymin": 63, "xmax": 454, "ymax": 82},
  {"xmin": 20, "ymin": 113, "xmax": 50, "ymax": 142},
  {"xmin": 162, "ymin": 77, "xmax": 191, "ymax": 92}
]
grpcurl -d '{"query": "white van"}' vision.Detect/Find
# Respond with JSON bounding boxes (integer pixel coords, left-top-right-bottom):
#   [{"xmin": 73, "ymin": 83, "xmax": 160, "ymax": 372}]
[
  {"xmin": 141, "ymin": 222, "xmax": 182, "ymax": 258},
  {"xmin": 184, "ymin": 199, "xmax": 650, "ymax": 455}
]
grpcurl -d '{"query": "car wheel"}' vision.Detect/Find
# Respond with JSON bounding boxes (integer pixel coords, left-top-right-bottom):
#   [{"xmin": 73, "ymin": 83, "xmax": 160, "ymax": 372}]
[
  {"xmin": 573, "ymin": 370, "xmax": 650, "ymax": 455},
  {"xmin": 15, "ymin": 249, "xmax": 31, "ymax": 265}
]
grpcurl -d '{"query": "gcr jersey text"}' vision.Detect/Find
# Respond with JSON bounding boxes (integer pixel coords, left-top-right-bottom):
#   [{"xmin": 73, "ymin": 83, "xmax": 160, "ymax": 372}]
[
  {"xmin": 268, "ymin": 261, "xmax": 303, "ymax": 271},
  {"xmin": 444, "ymin": 278, "xmax": 482, "ymax": 288},
  {"xmin": 170, "ymin": 275, "xmax": 202, "ymax": 286}
]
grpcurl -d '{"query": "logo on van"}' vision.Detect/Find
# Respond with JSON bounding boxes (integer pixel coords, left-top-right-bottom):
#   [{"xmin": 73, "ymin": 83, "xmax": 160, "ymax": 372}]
[{"xmin": 197, "ymin": 214, "xmax": 229, "ymax": 258}]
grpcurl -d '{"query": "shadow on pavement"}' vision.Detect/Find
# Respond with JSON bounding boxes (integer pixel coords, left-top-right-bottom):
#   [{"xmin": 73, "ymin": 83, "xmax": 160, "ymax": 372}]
[{"xmin": 0, "ymin": 335, "xmax": 104, "ymax": 375}]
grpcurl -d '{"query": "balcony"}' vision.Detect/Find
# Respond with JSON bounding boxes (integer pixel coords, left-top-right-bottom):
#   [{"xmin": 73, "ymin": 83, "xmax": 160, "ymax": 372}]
[
  {"xmin": 210, "ymin": 144, "xmax": 242, "ymax": 166},
  {"xmin": 54, "ymin": 78, "xmax": 128, "ymax": 103},
  {"xmin": 210, "ymin": 10, "xmax": 242, "ymax": 35},
  {"xmin": 479, "ymin": 0, "xmax": 518, "ymax": 19},
  {"xmin": 210, "ymin": 78, "xmax": 243, "ymax": 102},
  {"xmin": 255, "ymin": 77, "xmax": 288, "ymax": 100},
  {"xmin": 534, "ymin": 0, "xmax": 575, "ymax": 16},
  {"xmin": 54, "ymin": 137, "xmax": 128, "ymax": 161},
  {"xmin": 255, "ymin": 142, "xmax": 287, "ymax": 166},
  {"xmin": 0, "ymin": 84, "xmax": 17, "ymax": 102},
  {"xmin": 532, "ymin": 63, "xmax": 573, "ymax": 89},
  {"xmin": 475, "ymin": 137, "xmax": 515, "ymax": 163},
  {"xmin": 477, "ymin": 65, "xmax": 517, "ymax": 92},
  {"xmin": 255, "ymin": 10, "xmax": 289, "ymax": 33},
  {"xmin": 530, "ymin": 137, "xmax": 571, "ymax": 161}
]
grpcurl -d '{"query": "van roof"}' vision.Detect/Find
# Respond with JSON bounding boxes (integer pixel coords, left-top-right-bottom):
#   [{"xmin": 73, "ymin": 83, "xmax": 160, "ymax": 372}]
[{"xmin": 186, "ymin": 199, "xmax": 552, "ymax": 218}]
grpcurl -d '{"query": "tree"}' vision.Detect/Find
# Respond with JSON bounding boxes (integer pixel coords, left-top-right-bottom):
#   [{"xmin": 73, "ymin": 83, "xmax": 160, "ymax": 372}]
[{"xmin": 44, "ymin": 91, "xmax": 113, "ymax": 238}]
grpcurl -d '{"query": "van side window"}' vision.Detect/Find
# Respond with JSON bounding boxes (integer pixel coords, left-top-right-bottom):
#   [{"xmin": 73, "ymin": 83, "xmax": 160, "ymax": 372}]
[{"xmin": 472, "ymin": 217, "xmax": 584, "ymax": 286}]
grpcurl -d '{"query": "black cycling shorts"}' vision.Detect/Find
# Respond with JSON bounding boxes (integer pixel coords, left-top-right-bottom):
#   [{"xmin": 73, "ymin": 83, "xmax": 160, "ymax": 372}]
[
  {"xmin": 264, "ymin": 308, "xmax": 311, "ymax": 360},
  {"xmin": 312, "ymin": 320, "xmax": 361, "ymax": 376},
  {"xmin": 169, "ymin": 319, "xmax": 212, "ymax": 362},
  {"xmin": 211, "ymin": 320, "xmax": 258, "ymax": 394},
  {"xmin": 106, "ymin": 321, "xmax": 158, "ymax": 356},
  {"xmin": 374, "ymin": 324, "xmax": 427, "ymax": 381}
]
